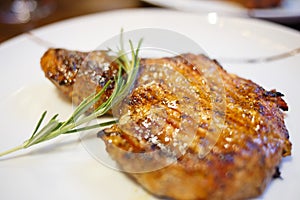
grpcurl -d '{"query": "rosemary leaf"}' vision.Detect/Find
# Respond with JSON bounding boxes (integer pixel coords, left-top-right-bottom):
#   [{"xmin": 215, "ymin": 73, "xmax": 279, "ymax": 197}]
[
  {"xmin": 63, "ymin": 120, "xmax": 117, "ymax": 134},
  {"xmin": 31, "ymin": 111, "xmax": 47, "ymax": 138},
  {"xmin": 25, "ymin": 116, "xmax": 61, "ymax": 147},
  {"xmin": 69, "ymin": 80, "xmax": 112, "ymax": 122}
]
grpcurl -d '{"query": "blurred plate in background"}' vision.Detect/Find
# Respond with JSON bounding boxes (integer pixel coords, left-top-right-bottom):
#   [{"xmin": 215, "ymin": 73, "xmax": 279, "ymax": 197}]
[{"xmin": 142, "ymin": 0, "xmax": 300, "ymax": 22}]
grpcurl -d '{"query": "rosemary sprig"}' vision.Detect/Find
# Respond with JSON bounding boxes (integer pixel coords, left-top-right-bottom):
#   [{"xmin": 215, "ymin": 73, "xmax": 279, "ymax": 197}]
[{"xmin": 0, "ymin": 37, "xmax": 143, "ymax": 158}]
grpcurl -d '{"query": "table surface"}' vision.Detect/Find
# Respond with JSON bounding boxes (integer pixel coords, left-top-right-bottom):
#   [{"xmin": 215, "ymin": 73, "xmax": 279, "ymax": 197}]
[{"xmin": 0, "ymin": 0, "xmax": 299, "ymax": 43}]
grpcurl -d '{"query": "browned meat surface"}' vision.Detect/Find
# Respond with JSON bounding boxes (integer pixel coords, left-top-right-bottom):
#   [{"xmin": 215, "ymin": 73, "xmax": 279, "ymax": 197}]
[
  {"xmin": 41, "ymin": 48, "xmax": 118, "ymax": 111},
  {"xmin": 41, "ymin": 49, "xmax": 292, "ymax": 200}
]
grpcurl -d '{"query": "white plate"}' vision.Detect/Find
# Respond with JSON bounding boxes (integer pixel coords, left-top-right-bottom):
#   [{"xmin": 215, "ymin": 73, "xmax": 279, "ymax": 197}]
[
  {"xmin": 142, "ymin": 0, "xmax": 300, "ymax": 21},
  {"xmin": 0, "ymin": 8, "xmax": 300, "ymax": 200}
]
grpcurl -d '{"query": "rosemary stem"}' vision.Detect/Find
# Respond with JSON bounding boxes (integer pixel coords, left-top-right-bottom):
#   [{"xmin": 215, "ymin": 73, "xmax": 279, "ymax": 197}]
[
  {"xmin": 43, "ymin": 118, "xmax": 93, "ymax": 141},
  {"xmin": 0, "ymin": 144, "xmax": 25, "ymax": 157},
  {"xmin": 0, "ymin": 36, "xmax": 142, "ymax": 158},
  {"xmin": 42, "ymin": 113, "xmax": 111, "ymax": 142}
]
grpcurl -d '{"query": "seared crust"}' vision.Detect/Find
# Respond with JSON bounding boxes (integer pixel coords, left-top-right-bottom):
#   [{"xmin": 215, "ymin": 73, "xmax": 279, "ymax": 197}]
[
  {"xmin": 41, "ymin": 49, "xmax": 292, "ymax": 200},
  {"xmin": 41, "ymin": 48, "xmax": 119, "ymax": 110},
  {"xmin": 101, "ymin": 54, "xmax": 291, "ymax": 200}
]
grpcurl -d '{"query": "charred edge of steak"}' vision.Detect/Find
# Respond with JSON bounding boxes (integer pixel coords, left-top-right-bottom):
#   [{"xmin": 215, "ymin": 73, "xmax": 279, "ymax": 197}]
[
  {"xmin": 273, "ymin": 166, "xmax": 282, "ymax": 179},
  {"xmin": 40, "ymin": 48, "xmax": 86, "ymax": 86}
]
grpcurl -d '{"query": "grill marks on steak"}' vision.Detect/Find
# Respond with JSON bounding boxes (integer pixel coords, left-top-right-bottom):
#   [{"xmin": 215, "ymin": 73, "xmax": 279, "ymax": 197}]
[
  {"xmin": 41, "ymin": 49, "xmax": 292, "ymax": 200},
  {"xmin": 41, "ymin": 48, "xmax": 119, "ymax": 111}
]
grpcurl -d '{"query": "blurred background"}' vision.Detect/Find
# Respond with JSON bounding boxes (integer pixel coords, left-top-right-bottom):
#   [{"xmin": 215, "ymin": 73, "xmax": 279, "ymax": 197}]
[
  {"xmin": 0, "ymin": 0, "xmax": 152, "ymax": 42},
  {"xmin": 0, "ymin": 0, "xmax": 299, "ymax": 43}
]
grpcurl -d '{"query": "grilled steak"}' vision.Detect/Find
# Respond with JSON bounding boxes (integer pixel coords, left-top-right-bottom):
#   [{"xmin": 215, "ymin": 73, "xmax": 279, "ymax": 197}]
[{"xmin": 41, "ymin": 49, "xmax": 292, "ymax": 200}]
